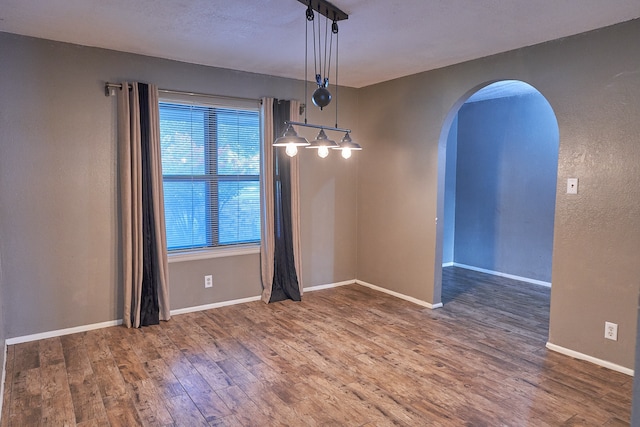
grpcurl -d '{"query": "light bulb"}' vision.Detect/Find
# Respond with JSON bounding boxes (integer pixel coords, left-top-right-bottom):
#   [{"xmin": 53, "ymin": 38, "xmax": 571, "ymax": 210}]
[
  {"xmin": 318, "ymin": 146, "xmax": 329, "ymax": 158},
  {"xmin": 341, "ymin": 148, "xmax": 352, "ymax": 159},
  {"xmin": 285, "ymin": 143, "xmax": 298, "ymax": 157}
]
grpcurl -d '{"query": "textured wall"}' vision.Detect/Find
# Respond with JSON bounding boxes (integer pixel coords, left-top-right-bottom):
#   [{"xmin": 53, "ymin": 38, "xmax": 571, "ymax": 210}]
[
  {"xmin": 0, "ymin": 32, "xmax": 359, "ymax": 338},
  {"xmin": 0, "ymin": 251, "xmax": 5, "ymax": 393},
  {"xmin": 358, "ymin": 20, "xmax": 640, "ymax": 368},
  {"xmin": 632, "ymin": 293, "xmax": 640, "ymax": 424},
  {"xmin": 453, "ymin": 93, "xmax": 558, "ymax": 281},
  {"xmin": 358, "ymin": 66, "xmax": 450, "ymax": 304}
]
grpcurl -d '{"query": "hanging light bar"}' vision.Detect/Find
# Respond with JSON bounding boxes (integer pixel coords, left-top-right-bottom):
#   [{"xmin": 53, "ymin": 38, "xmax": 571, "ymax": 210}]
[{"xmin": 286, "ymin": 120, "xmax": 349, "ymax": 133}]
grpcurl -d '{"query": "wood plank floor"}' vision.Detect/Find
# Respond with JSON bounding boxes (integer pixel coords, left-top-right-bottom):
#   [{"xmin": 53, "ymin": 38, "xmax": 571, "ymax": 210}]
[{"xmin": 1, "ymin": 266, "xmax": 632, "ymax": 426}]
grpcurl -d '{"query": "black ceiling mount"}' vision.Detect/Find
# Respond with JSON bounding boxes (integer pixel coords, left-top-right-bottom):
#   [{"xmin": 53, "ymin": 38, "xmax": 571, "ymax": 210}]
[{"xmin": 296, "ymin": 0, "xmax": 348, "ymax": 21}]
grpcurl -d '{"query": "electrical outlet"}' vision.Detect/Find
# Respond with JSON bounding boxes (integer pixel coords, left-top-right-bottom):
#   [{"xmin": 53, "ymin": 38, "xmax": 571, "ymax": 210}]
[
  {"xmin": 204, "ymin": 275, "xmax": 213, "ymax": 289},
  {"xmin": 605, "ymin": 321, "xmax": 618, "ymax": 341},
  {"xmin": 567, "ymin": 178, "xmax": 578, "ymax": 194}
]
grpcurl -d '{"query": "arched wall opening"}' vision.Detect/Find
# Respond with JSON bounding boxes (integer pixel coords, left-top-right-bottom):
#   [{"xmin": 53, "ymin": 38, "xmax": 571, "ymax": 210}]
[{"xmin": 435, "ymin": 80, "xmax": 559, "ymax": 307}]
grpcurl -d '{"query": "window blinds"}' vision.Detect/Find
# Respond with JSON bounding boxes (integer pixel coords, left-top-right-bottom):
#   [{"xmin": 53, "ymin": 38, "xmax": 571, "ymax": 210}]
[{"xmin": 158, "ymin": 97, "xmax": 260, "ymax": 251}]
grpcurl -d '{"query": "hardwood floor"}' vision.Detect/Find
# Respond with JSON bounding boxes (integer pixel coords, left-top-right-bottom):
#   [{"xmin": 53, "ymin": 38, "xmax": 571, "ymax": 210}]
[{"xmin": 1, "ymin": 266, "xmax": 632, "ymax": 426}]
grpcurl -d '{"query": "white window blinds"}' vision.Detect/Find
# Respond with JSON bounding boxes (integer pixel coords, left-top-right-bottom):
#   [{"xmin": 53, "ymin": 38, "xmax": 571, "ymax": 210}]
[{"xmin": 158, "ymin": 95, "xmax": 261, "ymax": 251}]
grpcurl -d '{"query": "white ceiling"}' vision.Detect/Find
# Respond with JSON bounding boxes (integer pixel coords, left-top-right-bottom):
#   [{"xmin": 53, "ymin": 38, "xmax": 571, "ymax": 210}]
[{"xmin": 1, "ymin": 0, "xmax": 639, "ymax": 88}]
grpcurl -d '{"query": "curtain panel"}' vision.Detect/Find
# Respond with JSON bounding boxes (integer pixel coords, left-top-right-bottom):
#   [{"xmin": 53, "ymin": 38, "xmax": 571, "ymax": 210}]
[
  {"xmin": 260, "ymin": 98, "xmax": 276, "ymax": 302},
  {"xmin": 117, "ymin": 82, "xmax": 171, "ymax": 327},
  {"xmin": 260, "ymin": 98, "xmax": 304, "ymax": 303}
]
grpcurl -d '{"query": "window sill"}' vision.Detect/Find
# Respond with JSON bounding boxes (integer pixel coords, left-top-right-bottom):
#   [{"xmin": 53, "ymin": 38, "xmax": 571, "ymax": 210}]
[{"xmin": 168, "ymin": 244, "xmax": 260, "ymax": 263}]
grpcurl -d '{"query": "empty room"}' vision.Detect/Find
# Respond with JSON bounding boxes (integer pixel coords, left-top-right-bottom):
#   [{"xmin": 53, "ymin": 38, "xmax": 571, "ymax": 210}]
[{"xmin": 1, "ymin": 1, "xmax": 640, "ymax": 425}]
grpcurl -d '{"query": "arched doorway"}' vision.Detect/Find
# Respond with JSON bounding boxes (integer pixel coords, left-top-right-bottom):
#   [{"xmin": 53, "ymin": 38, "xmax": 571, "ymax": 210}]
[{"xmin": 435, "ymin": 80, "xmax": 559, "ymax": 305}]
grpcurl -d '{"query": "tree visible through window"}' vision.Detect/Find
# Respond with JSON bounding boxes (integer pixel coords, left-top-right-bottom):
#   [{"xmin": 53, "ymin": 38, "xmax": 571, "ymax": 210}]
[{"xmin": 159, "ymin": 100, "xmax": 260, "ymax": 251}]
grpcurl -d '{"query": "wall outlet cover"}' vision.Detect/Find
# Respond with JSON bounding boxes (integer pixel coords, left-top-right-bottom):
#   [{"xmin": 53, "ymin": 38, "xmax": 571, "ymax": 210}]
[{"xmin": 605, "ymin": 321, "xmax": 618, "ymax": 341}]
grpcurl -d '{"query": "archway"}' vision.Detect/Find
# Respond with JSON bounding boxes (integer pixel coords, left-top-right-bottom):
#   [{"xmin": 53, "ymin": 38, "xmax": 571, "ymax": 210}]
[{"xmin": 435, "ymin": 80, "xmax": 559, "ymax": 305}]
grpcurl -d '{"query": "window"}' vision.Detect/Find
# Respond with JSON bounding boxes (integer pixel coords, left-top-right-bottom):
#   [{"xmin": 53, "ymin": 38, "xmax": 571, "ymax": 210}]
[{"xmin": 159, "ymin": 95, "xmax": 260, "ymax": 252}]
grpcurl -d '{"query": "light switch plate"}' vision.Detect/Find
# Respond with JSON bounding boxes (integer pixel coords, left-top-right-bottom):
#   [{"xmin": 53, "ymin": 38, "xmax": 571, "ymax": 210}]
[{"xmin": 567, "ymin": 178, "xmax": 578, "ymax": 194}]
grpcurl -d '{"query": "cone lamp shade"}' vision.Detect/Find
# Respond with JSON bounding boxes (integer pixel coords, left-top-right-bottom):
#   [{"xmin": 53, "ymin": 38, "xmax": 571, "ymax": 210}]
[{"xmin": 273, "ymin": 124, "xmax": 309, "ymax": 157}]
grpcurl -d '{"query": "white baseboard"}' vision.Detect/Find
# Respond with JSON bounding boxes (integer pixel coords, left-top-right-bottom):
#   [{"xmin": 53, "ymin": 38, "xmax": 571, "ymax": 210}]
[
  {"xmin": 172, "ymin": 279, "xmax": 358, "ymax": 315},
  {"xmin": 355, "ymin": 280, "xmax": 443, "ymax": 309},
  {"xmin": 546, "ymin": 342, "xmax": 634, "ymax": 376},
  {"xmin": 3, "ymin": 280, "xmax": 357, "ymax": 344},
  {"xmin": 304, "ymin": 279, "xmax": 356, "ymax": 292},
  {"xmin": 441, "ymin": 262, "xmax": 454, "ymax": 267},
  {"xmin": 5, "ymin": 319, "xmax": 123, "ymax": 345},
  {"xmin": 449, "ymin": 263, "xmax": 552, "ymax": 287},
  {"xmin": 170, "ymin": 295, "xmax": 262, "ymax": 315},
  {"xmin": 5, "ymin": 297, "xmax": 264, "ymax": 344}
]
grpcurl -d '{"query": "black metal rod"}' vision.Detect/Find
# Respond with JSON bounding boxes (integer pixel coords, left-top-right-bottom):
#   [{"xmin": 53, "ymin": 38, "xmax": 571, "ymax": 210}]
[{"xmin": 287, "ymin": 120, "xmax": 350, "ymax": 133}]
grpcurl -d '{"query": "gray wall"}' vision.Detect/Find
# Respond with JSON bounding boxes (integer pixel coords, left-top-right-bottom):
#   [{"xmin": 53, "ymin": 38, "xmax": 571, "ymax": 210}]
[
  {"xmin": 453, "ymin": 93, "xmax": 558, "ymax": 282},
  {"xmin": 633, "ymin": 293, "xmax": 640, "ymax": 424},
  {"xmin": 0, "ymin": 252, "xmax": 5, "ymax": 386},
  {"xmin": 0, "ymin": 32, "xmax": 359, "ymax": 338},
  {"xmin": 357, "ymin": 19, "xmax": 640, "ymax": 368}
]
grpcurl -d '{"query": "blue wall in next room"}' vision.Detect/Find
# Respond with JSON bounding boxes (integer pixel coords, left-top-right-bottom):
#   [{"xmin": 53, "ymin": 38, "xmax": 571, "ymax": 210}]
[{"xmin": 450, "ymin": 92, "xmax": 559, "ymax": 282}]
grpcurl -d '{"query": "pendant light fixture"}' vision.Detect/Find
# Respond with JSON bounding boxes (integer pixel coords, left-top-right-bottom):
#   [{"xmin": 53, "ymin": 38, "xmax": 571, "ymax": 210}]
[
  {"xmin": 274, "ymin": 0, "xmax": 362, "ymax": 159},
  {"xmin": 335, "ymin": 132, "xmax": 362, "ymax": 159},
  {"xmin": 306, "ymin": 129, "xmax": 338, "ymax": 158},
  {"xmin": 273, "ymin": 124, "xmax": 310, "ymax": 157}
]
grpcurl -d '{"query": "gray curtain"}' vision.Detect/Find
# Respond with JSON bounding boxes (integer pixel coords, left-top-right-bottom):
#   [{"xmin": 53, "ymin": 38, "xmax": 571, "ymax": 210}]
[
  {"xmin": 117, "ymin": 82, "xmax": 171, "ymax": 327},
  {"xmin": 260, "ymin": 98, "xmax": 304, "ymax": 303}
]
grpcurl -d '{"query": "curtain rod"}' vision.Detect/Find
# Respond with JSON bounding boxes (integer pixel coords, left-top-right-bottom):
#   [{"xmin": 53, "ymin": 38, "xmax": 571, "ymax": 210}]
[{"xmin": 104, "ymin": 82, "xmax": 260, "ymax": 104}]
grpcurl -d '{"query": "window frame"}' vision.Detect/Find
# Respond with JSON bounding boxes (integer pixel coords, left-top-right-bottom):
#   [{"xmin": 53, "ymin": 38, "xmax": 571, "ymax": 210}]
[{"xmin": 158, "ymin": 93, "xmax": 262, "ymax": 260}]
